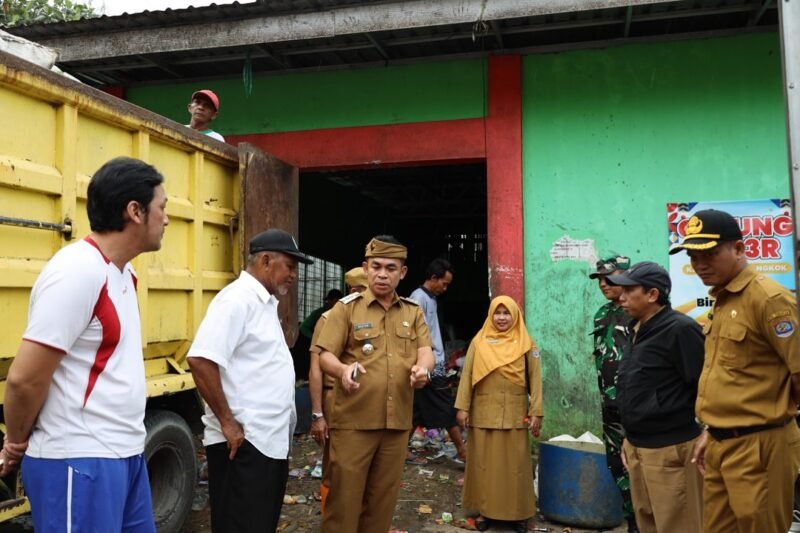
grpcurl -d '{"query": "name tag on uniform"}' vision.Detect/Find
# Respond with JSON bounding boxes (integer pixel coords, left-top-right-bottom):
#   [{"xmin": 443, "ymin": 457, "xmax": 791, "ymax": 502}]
[{"xmin": 354, "ymin": 322, "xmax": 373, "ymax": 331}]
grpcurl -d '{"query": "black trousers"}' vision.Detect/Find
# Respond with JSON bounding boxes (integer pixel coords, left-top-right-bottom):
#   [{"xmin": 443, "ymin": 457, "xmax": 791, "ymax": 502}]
[{"xmin": 206, "ymin": 439, "xmax": 289, "ymax": 533}]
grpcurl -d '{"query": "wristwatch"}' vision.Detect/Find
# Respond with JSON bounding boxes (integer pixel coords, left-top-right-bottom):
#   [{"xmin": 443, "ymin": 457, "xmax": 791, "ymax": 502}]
[{"xmin": 311, "ymin": 412, "xmax": 324, "ymax": 421}]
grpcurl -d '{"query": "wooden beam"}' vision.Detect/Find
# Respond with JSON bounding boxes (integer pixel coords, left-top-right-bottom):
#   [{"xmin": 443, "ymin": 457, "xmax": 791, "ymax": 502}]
[
  {"xmin": 37, "ymin": 0, "xmax": 679, "ymax": 62},
  {"xmin": 226, "ymin": 118, "xmax": 486, "ymax": 171},
  {"xmin": 624, "ymin": 5, "xmax": 633, "ymax": 37},
  {"xmin": 365, "ymin": 32, "xmax": 391, "ymax": 60},
  {"xmin": 748, "ymin": 0, "xmax": 773, "ymax": 26}
]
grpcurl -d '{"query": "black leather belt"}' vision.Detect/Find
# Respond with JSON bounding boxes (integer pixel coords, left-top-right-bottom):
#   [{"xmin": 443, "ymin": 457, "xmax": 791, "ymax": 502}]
[{"xmin": 707, "ymin": 419, "xmax": 791, "ymax": 441}]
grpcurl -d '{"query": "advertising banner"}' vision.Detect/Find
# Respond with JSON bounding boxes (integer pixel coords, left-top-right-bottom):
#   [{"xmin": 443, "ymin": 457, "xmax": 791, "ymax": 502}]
[{"xmin": 667, "ymin": 199, "xmax": 795, "ymax": 323}]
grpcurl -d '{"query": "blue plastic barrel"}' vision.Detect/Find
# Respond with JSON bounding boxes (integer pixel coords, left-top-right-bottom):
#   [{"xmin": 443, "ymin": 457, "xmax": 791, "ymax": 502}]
[{"xmin": 538, "ymin": 441, "xmax": 623, "ymax": 528}]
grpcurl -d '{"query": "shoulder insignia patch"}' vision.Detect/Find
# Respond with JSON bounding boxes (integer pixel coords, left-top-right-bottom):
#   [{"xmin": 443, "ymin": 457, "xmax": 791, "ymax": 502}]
[
  {"xmin": 400, "ymin": 296, "xmax": 419, "ymax": 306},
  {"xmin": 340, "ymin": 292, "xmax": 362, "ymax": 304},
  {"xmin": 532, "ymin": 350, "xmax": 541, "ymax": 358},
  {"xmin": 773, "ymin": 320, "xmax": 794, "ymax": 338}
]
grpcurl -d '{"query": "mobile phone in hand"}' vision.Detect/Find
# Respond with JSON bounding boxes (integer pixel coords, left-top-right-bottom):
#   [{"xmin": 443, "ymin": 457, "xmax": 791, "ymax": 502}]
[{"xmin": 351, "ymin": 363, "xmax": 360, "ymax": 382}]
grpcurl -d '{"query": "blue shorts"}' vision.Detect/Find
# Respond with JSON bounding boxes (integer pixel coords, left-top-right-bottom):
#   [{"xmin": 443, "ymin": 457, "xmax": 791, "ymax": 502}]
[{"xmin": 22, "ymin": 454, "xmax": 156, "ymax": 533}]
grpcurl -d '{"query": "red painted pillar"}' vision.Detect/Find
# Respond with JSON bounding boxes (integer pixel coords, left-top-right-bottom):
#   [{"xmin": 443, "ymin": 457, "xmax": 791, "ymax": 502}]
[{"xmin": 486, "ymin": 55, "xmax": 524, "ymax": 305}]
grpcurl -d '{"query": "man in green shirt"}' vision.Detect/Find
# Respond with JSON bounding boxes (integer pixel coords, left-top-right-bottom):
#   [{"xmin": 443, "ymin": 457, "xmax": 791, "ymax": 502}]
[{"xmin": 293, "ymin": 289, "xmax": 343, "ymax": 381}]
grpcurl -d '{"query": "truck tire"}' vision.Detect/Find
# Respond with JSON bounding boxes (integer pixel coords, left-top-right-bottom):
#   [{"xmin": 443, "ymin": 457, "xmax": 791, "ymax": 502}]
[{"xmin": 144, "ymin": 410, "xmax": 196, "ymax": 533}]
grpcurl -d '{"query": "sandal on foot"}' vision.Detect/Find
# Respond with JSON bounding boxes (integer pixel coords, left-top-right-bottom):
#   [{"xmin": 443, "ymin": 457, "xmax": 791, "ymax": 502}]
[{"xmin": 452, "ymin": 518, "xmax": 478, "ymax": 531}]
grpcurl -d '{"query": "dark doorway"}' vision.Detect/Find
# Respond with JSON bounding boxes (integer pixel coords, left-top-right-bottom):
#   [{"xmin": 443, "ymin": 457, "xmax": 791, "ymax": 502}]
[{"xmin": 299, "ymin": 163, "xmax": 489, "ymax": 341}]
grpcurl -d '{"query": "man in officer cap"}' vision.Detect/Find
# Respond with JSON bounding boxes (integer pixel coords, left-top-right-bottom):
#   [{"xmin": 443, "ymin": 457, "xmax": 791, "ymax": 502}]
[
  {"xmin": 589, "ymin": 255, "xmax": 638, "ymax": 533},
  {"xmin": 679, "ymin": 209, "xmax": 800, "ymax": 533},
  {"xmin": 609, "ymin": 261, "xmax": 705, "ymax": 533},
  {"xmin": 188, "ymin": 228, "xmax": 312, "ymax": 532},
  {"xmin": 317, "ymin": 235, "xmax": 434, "ymax": 533},
  {"xmin": 308, "ymin": 267, "xmax": 369, "ymax": 513}
]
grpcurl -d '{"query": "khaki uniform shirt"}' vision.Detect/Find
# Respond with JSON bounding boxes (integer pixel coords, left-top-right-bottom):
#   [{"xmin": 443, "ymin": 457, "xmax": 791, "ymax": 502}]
[
  {"xmin": 454, "ymin": 341, "xmax": 544, "ymax": 429},
  {"xmin": 696, "ymin": 266, "xmax": 800, "ymax": 428},
  {"xmin": 316, "ymin": 288, "xmax": 431, "ymax": 430},
  {"xmin": 310, "ymin": 311, "xmax": 336, "ymax": 389}
]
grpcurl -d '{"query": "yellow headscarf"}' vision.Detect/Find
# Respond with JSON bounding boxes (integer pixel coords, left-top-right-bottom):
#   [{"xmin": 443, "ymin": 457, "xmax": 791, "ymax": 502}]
[{"xmin": 471, "ymin": 295, "xmax": 535, "ymax": 387}]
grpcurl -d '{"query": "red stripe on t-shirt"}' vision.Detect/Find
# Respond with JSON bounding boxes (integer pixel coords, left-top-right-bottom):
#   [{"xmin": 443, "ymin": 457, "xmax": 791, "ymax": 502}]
[
  {"xmin": 131, "ymin": 271, "xmax": 138, "ymax": 292},
  {"xmin": 84, "ymin": 281, "xmax": 120, "ymax": 407},
  {"xmin": 84, "ymin": 237, "xmax": 110, "ymax": 264}
]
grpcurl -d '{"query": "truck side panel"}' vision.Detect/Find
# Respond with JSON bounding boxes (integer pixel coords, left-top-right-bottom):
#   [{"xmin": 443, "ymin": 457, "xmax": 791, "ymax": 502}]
[{"xmin": 0, "ymin": 50, "xmax": 242, "ymax": 398}]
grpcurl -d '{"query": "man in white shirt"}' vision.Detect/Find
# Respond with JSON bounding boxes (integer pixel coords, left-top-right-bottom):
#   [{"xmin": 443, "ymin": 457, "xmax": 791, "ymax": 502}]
[
  {"xmin": 2, "ymin": 157, "xmax": 169, "ymax": 532},
  {"xmin": 188, "ymin": 228, "xmax": 313, "ymax": 533}
]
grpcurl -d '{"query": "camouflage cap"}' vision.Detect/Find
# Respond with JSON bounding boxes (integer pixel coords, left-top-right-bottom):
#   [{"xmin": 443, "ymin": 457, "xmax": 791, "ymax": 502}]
[{"xmin": 589, "ymin": 255, "xmax": 631, "ymax": 279}]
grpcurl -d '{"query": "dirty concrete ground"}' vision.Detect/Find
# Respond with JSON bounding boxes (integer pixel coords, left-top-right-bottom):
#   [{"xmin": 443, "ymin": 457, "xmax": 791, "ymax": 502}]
[
  {"xmin": 0, "ymin": 433, "xmax": 626, "ymax": 533},
  {"xmin": 182, "ymin": 433, "xmax": 627, "ymax": 533}
]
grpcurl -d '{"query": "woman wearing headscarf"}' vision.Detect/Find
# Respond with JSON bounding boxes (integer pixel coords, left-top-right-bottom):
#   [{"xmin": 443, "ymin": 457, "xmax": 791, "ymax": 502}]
[{"xmin": 455, "ymin": 296, "xmax": 543, "ymax": 532}]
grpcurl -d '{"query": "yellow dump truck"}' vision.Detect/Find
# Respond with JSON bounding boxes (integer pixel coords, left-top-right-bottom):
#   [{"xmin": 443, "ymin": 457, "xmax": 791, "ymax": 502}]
[{"xmin": 0, "ymin": 50, "xmax": 300, "ymax": 531}]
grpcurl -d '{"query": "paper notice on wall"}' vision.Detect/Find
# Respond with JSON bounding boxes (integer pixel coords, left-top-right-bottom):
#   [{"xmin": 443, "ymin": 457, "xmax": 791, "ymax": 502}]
[{"xmin": 549, "ymin": 236, "xmax": 598, "ymax": 266}]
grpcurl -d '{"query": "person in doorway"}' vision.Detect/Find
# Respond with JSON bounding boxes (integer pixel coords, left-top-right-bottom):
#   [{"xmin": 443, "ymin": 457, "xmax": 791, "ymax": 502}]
[
  {"xmin": 186, "ymin": 89, "xmax": 225, "ymax": 142},
  {"xmin": 1, "ymin": 157, "xmax": 169, "ymax": 532},
  {"xmin": 589, "ymin": 255, "xmax": 638, "ymax": 533},
  {"xmin": 407, "ymin": 258, "xmax": 466, "ymax": 465},
  {"xmin": 317, "ymin": 235, "xmax": 434, "ymax": 533},
  {"xmin": 187, "ymin": 228, "xmax": 313, "ymax": 533},
  {"xmin": 308, "ymin": 266, "xmax": 368, "ymax": 514},
  {"xmin": 455, "ymin": 295, "xmax": 543, "ymax": 533},
  {"xmin": 608, "ymin": 261, "xmax": 704, "ymax": 533},
  {"xmin": 294, "ymin": 288, "xmax": 343, "ymax": 381},
  {"xmin": 678, "ymin": 209, "xmax": 800, "ymax": 533}
]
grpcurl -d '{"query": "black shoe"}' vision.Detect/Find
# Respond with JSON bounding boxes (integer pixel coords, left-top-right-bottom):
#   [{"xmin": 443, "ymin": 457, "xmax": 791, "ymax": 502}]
[
  {"xmin": 627, "ymin": 517, "xmax": 640, "ymax": 533},
  {"xmin": 475, "ymin": 516, "xmax": 490, "ymax": 531},
  {"xmin": 513, "ymin": 519, "xmax": 528, "ymax": 533}
]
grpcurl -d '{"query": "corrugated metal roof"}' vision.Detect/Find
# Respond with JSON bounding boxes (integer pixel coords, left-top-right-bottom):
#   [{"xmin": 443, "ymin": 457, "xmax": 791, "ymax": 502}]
[
  {"xmin": 9, "ymin": 0, "xmax": 376, "ymax": 33},
  {"xmin": 7, "ymin": 0, "xmax": 778, "ymax": 87}
]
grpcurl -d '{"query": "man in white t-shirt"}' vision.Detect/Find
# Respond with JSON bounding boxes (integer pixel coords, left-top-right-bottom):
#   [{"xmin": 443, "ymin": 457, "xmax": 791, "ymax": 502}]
[
  {"xmin": 1, "ymin": 157, "xmax": 169, "ymax": 532},
  {"xmin": 188, "ymin": 228, "xmax": 313, "ymax": 533}
]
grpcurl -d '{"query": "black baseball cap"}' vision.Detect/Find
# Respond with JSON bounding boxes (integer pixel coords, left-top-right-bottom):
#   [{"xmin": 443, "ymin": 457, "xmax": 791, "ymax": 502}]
[
  {"xmin": 669, "ymin": 209, "xmax": 743, "ymax": 255},
  {"xmin": 249, "ymin": 229, "xmax": 313, "ymax": 264},
  {"xmin": 606, "ymin": 261, "xmax": 671, "ymax": 297},
  {"xmin": 589, "ymin": 255, "xmax": 631, "ymax": 279}
]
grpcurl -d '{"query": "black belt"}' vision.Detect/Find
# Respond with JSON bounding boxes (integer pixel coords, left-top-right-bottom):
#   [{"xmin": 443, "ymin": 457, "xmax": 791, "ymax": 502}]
[{"xmin": 707, "ymin": 419, "xmax": 791, "ymax": 441}]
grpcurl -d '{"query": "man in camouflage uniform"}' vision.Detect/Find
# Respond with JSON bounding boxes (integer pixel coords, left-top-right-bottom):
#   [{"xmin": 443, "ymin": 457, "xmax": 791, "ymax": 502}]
[{"xmin": 590, "ymin": 256, "xmax": 638, "ymax": 533}]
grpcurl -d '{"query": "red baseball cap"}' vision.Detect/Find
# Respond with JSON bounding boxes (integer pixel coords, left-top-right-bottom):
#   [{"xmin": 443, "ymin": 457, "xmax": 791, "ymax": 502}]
[{"xmin": 191, "ymin": 89, "xmax": 219, "ymax": 111}]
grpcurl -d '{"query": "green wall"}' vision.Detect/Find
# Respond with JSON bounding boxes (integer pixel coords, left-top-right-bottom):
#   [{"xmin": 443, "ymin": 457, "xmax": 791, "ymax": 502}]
[
  {"xmin": 127, "ymin": 59, "xmax": 486, "ymax": 134},
  {"xmin": 522, "ymin": 32, "xmax": 790, "ymax": 437}
]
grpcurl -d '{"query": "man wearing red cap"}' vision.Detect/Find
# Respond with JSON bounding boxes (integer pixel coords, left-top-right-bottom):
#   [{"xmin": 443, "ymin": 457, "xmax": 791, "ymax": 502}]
[{"xmin": 187, "ymin": 89, "xmax": 224, "ymax": 142}]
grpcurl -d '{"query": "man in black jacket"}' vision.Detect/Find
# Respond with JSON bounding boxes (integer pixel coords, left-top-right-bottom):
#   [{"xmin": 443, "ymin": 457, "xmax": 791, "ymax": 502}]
[{"xmin": 607, "ymin": 261, "xmax": 704, "ymax": 533}]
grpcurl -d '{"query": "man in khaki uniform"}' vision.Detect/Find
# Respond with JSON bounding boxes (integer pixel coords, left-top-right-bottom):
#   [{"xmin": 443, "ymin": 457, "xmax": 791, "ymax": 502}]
[
  {"xmin": 308, "ymin": 267, "xmax": 368, "ymax": 514},
  {"xmin": 673, "ymin": 209, "xmax": 800, "ymax": 533},
  {"xmin": 317, "ymin": 236, "xmax": 434, "ymax": 533}
]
